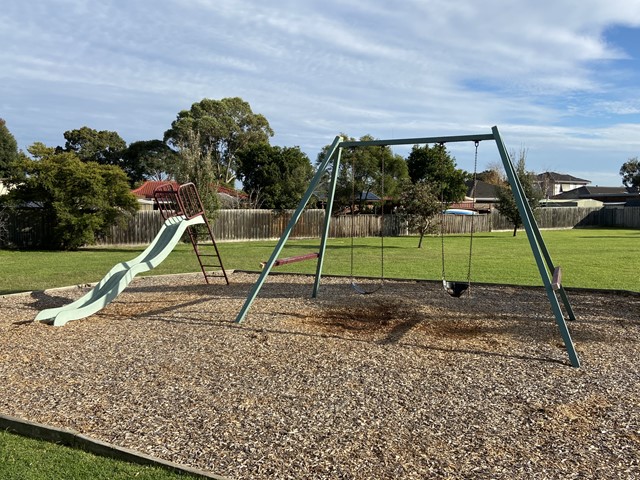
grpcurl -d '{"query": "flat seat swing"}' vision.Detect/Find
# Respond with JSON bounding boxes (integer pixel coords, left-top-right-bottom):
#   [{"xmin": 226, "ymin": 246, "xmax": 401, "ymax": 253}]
[
  {"xmin": 349, "ymin": 149, "xmax": 385, "ymax": 295},
  {"xmin": 350, "ymin": 211, "xmax": 385, "ymax": 295}
]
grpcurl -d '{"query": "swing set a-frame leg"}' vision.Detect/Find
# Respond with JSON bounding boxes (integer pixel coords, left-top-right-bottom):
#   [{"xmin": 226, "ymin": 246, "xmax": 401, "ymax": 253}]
[
  {"xmin": 493, "ymin": 126, "xmax": 580, "ymax": 368},
  {"xmin": 234, "ymin": 136, "xmax": 343, "ymax": 324}
]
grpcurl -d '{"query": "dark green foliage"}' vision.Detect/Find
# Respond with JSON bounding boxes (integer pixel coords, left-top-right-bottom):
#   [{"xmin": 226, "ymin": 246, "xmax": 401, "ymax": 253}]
[
  {"xmin": 236, "ymin": 143, "xmax": 313, "ymax": 209},
  {"xmin": 495, "ymin": 150, "xmax": 542, "ymax": 236},
  {"xmin": 316, "ymin": 134, "xmax": 409, "ymax": 213},
  {"xmin": 397, "ymin": 180, "xmax": 441, "ymax": 248},
  {"xmin": 62, "ymin": 126, "xmax": 127, "ymax": 167},
  {"xmin": 164, "ymin": 97, "xmax": 274, "ymax": 185},
  {"xmin": 123, "ymin": 139, "xmax": 178, "ymax": 186},
  {"xmin": 620, "ymin": 157, "xmax": 640, "ymax": 189},
  {"xmin": 0, "ymin": 118, "xmax": 19, "ymax": 178},
  {"xmin": 406, "ymin": 144, "xmax": 467, "ymax": 203},
  {"xmin": 4, "ymin": 146, "xmax": 138, "ymax": 249}
]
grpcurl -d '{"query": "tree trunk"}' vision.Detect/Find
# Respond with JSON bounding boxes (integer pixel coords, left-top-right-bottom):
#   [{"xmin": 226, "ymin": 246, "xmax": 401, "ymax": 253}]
[
  {"xmin": 512, "ymin": 225, "xmax": 518, "ymax": 236},
  {"xmin": 418, "ymin": 232, "xmax": 424, "ymax": 248}
]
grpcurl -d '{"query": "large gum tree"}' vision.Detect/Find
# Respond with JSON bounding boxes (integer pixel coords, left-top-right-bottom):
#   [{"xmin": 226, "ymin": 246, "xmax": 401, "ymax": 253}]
[{"xmin": 164, "ymin": 97, "xmax": 274, "ymax": 186}]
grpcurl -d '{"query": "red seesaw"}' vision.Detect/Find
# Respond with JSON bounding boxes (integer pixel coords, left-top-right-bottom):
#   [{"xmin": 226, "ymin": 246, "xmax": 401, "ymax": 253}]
[{"xmin": 260, "ymin": 252, "xmax": 320, "ymax": 269}]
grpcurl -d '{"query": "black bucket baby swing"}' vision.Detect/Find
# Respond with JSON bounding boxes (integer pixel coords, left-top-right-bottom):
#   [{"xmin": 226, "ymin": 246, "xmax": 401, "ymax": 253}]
[{"xmin": 440, "ymin": 141, "xmax": 479, "ymax": 298}]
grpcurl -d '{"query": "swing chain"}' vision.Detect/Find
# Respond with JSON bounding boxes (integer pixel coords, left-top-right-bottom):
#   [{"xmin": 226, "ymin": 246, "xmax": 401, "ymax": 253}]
[
  {"xmin": 350, "ymin": 146, "xmax": 385, "ymax": 294},
  {"xmin": 466, "ymin": 140, "xmax": 479, "ymax": 293},
  {"xmin": 441, "ymin": 140, "xmax": 479, "ymax": 298}
]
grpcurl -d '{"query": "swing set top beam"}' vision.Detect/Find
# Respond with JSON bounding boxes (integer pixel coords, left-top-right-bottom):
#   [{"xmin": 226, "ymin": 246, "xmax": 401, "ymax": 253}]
[{"xmin": 339, "ymin": 132, "xmax": 496, "ymax": 148}]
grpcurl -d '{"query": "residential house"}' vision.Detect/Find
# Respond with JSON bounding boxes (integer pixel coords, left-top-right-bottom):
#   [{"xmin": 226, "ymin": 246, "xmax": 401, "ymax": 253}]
[
  {"xmin": 551, "ymin": 185, "xmax": 640, "ymax": 205},
  {"xmin": 463, "ymin": 179, "xmax": 499, "ymax": 213},
  {"xmin": 537, "ymin": 172, "xmax": 590, "ymax": 198},
  {"xmin": 131, "ymin": 181, "xmax": 248, "ymax": 210}
]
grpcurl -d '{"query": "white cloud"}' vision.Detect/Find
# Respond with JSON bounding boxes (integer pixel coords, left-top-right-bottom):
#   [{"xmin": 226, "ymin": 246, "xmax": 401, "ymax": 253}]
[{"xmin": 1, "ymin": 0, "xmax": 640, "ymax": 187}]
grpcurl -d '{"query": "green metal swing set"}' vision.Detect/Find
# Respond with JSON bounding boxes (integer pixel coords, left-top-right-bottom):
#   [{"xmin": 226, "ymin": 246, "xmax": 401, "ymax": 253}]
[{"xmin": 234, "ymin": 126, "xmax": 581, "ymax": 368}]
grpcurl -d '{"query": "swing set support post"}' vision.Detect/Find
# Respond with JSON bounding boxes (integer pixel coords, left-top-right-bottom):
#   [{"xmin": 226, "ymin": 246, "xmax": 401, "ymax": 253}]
[
  {"xmin": 492, "ymin": 126, "xmax": 580, "ymax": 367},
  {"xmin": 234, "ymin": 136, "xmax": 343, "ymax": 324},
  {"xmin": 312, "ymin": 142, "xmax": 343, "ymax": 298}
]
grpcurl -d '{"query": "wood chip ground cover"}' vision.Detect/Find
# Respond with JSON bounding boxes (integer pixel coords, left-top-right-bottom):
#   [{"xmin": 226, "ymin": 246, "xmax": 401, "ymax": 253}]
[{"xmin": 0, "ymin": 272, "xmax": 638, "ymax": 479}]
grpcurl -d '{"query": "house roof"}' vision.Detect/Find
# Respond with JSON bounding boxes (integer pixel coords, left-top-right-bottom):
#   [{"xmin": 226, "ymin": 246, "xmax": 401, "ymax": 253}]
[
  {"xmin": 132, "ymin": 180, "xmax": 247, "ymax": 200},
  {"xmin": 552, "ymin": 185, "xmax": 638, "ymax": 200},
  {"xmin": 465, "ymin": 179, "xmax": 499, "ymax": 200},
  {"xmin": 131, "ymin": 181, "xmax": 180, "ymax": 199},
  {"xmin": 537, "ymin": 172, "xmax": 590, "ymax": 184},
  {"xmin": 356, "ymin": 191, "xmax": 381, "ymax": 202}
]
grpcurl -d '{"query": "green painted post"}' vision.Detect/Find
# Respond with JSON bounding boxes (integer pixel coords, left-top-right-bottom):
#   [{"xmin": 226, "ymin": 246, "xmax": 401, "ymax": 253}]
[
  {"xmin": 234, "ymin": 136, "xmax": 343, "ymax": 324},
  {"xmin": 313, "ymin": 142, "xmax": 343, "ymax": 297},
  {"xmin": 492, "ymin": 126, "xmax": 580, "ymax": 367}
]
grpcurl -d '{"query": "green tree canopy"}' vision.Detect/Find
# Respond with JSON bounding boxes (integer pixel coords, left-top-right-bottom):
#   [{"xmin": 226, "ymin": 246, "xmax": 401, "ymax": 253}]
[
  {"xmin": 0, "ymin": 118, "xmax": 19, "ymax": 178},
  {"xmin": 164, "ymin": 97, "xmax": 274, "ymax": 185},
  {"xmin": 4, "ymin": 145, "xmax": 138, "ymax": 249},
  {"xmin": 62, "ymin": 127, "xmax": 127, "ymax": 167},
  {"xmin": 123, "ymin": 139, "xmax": 178, "ymax": 186},
  {"xmin": 406, "ymin": 143, "xmax": 467, "ymax": 203},
  {"xmin": 316, "ymin": 134, "xmax": 409, "ymax": 213},
  {"xmin": 236, "ymin": 143, "xmax": 313, "ymax": 209},
  {"xmin": 620, "ymin": 157, "xmax": 640, "ymax": 190},
  {"xmin": 495, "ymin": 148, "xmax": 542, "ymax": 237},
  {"xmin": 397, "ymin": 180, "xmax": 441, "ymax": 248}
]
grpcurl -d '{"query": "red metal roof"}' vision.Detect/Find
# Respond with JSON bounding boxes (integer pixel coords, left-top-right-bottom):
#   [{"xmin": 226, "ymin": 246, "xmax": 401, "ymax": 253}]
[
  {"xmin": 131, "ymin": 181, "xmax": 248, "ymax": 200},
  {"xmin": 131, "ymin": 181, "xmax": 180, "ymax": 199}
]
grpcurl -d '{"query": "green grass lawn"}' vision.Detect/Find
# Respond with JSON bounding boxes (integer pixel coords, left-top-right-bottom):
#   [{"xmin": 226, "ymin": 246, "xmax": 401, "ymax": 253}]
[
  {"xmin": 0, "ymin": 430, "xmax": 202, "ymax": 480},
  {"xmin": 0, "ymin": 228, "xmax": 638, "ymax": 294}
]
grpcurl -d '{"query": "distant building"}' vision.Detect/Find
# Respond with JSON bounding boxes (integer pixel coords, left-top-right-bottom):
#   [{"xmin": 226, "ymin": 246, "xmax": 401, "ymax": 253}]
[
  {"xmin": 131, "ymin": 180, "xmax": 248, "ymax": 210},
  {"xmin": 464, "ymin": 179, "xmax": 499, "ymax": 213},
  {"xmin": 537, "ymin": 172, "xmax": 590, "ymax": 198},
  {"xmin": 551, "ymin": 185, "xmax": 640, "ymax": 205}
]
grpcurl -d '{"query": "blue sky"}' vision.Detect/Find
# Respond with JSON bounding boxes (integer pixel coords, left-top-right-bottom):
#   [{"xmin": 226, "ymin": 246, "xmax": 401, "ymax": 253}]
[{"xmin": 2, "ymin": 0, "xmax": 640, "ymax": 186}]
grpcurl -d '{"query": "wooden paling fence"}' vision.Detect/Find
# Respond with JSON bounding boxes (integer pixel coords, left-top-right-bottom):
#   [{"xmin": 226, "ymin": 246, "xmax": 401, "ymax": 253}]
[
  {"xmin": 4, "ymin": 206, "xmax": 640, "ymax": 247},
  {"xmin": 94, "ymin": 206, "xmax": 628, "ymax": 245},
  {"xmin": 96, "ymin": 210, "xmax": 407, "ymax": 244}
]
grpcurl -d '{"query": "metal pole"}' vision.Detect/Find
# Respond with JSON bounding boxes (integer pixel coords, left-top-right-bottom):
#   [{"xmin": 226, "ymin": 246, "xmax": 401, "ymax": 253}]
[
  {"xmin": 313, "ymin": 143, "xmax": 343, "ymax": 297},
  {"xmin": 492, "ymin": 126, "xmax": 580, "ymax": 367},
  {"xmin": 234, "ymin": 136, "xmax": 343, "ymax": 324}
]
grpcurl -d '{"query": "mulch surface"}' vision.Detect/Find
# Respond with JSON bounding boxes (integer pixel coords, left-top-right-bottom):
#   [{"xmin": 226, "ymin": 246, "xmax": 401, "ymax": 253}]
[{"xmin": 1, "ymin": 272, "xmax": 639, "ymax": 479}]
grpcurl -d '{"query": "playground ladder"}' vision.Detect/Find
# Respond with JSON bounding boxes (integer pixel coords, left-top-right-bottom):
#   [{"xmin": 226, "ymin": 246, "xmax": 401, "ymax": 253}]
[{"xmin": 153, "ymin": 183, "xmax": 229, "ymax": 285}]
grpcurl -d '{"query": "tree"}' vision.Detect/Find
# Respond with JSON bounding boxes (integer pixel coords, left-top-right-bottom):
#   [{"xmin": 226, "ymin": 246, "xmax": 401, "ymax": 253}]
[
  {"xmin": 397, "ymin": 180, "xmax": 441, "ymax": 248},
  {"xmin": 406, "ymin": 144, "xmax": 467, "ymax": 203},
  {"xmin": 4, "ymin": 145, "xmax": 138, "ymax": 249},
  {"xmin": 236, "ymin": 143, "xmax": 313, "ymax": 209},
  {"xmin": 0, "ymin": 118, "xmax": 19, "ymax": 178},
  {"xmin": 476, "ymin": 163, "xmax": 505, "ymax": 185},
  {"xmin": 62, "ymin": 127, "xmax": 127, "ymax": 167},
  {"xmin": 122, "ymin": 139, "xmax": 178, "ymax": 186},
  {"xmin": 169, "ymin": 128, "xmax": 220, "ymax": 216},
  {"xmin": 316, "ymin": 134, "xmax": 409, "ymax": 213},
  {"xmin": 620, "ymin": 157, "xmax": 640, "ymax": 190},
  {"xmin": 164, "ymin": 97, "xmax": 274, "ymax": 185},
  {"xmin": 495, "ymin": 148, "xmax": 542, "ymax": 237}
]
